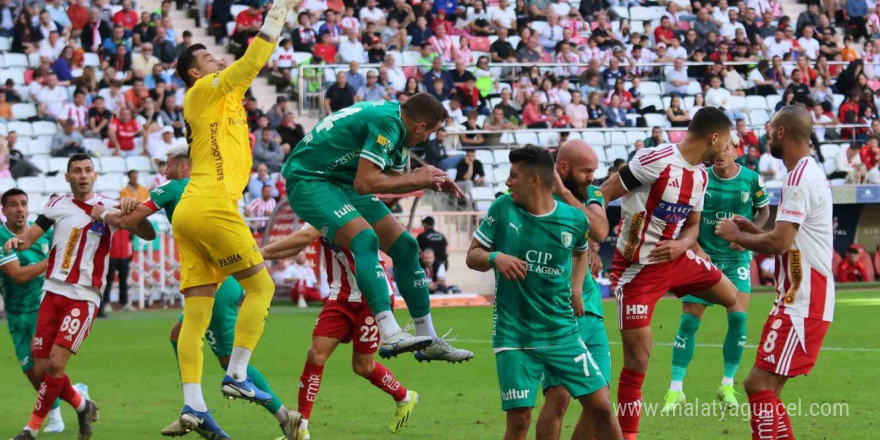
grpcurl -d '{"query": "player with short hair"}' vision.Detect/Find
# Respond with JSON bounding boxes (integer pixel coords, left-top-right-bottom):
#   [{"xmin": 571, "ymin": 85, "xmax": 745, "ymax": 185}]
[
  {"xmin": 600, "ymin": 107, "xmax": 739, "ymax": 439},
  {"xmin": 99, "ymin": 147, "xmax": 300, "ymax": 440},
  {"xmin": 0, "ymin": 188, "xmax": 67, "ymax": 433},
  {"xmin": 262, "ymin": 225, "xmax": 419, "ymax": 440},
  {"xmin": 535, "ymin": 139, "xmax": 614, "ymax": 440},
  {"xmin": 172, "ymin": 0, "xmax": 304, "ymax": 435},
  {"xmin": 661, "ymin": 134, "xmax": 771, "ymax": 414},
  {"xmin": 716, "ymin": 106, "xmax": 835, "ymax": 440},
  {"xmin": 466, "ymin": 146, "xmax": 623, "ymax": 440},
  {"xmin": 5, "ymin": 153, "xmax": 155, "ymax": 440},
  {"xmin": 281, "ymin": 95, "xmax": 473, "ymax": 363}
]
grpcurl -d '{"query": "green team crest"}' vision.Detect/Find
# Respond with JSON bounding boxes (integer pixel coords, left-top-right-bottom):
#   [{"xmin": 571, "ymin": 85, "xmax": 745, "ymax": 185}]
[
  {"xmin": 561, "ymin": 231, "xmax": 573, "ymax": 248},
  {"xmin": 741, "ymin": 191, "xmax": 750, "ymax": 202}
]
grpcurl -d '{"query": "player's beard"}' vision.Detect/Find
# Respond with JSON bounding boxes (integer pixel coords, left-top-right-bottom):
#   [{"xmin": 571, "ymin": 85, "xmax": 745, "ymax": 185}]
[
  {"xmin": 770, "ymin": 136, "xmax": 783, "ymax": 159},
  {"xmin": 562, "ymin": 173, "xmax": 588, "ymax": 203}
]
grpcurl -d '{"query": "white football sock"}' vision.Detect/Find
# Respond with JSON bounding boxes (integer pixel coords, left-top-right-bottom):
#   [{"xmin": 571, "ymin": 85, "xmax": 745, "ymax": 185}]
[
  {"xmin": 670, "ymin": 381, "xmax": 684, "ymax": 392},
  {"xmin": 300, "ymin": 419, "xmax": 309, "ymax": 430},
  {"xmin": 183, "ymin": 383, "xmax": 208, "ymax": 412},
  {"xmin": 721, "ymin": 377, "xmax": 735, "ymax": 387},
  {"xmin": 273, "ymin": 406, "xmax": 289, "ymax": 424},
  {"xmin": 48, "ymin": 406, "xmax": 63, "ymax": 420},
  {"xmin": 396, "ymin": 392, "xmax": 411, "ymax": 405},
  {"xmin": 413, "ymin": 313, "xmax": 438, "ymax": 340},
  {"xmin": 375, "ymin": 311, "xmax": 402, "ymax": 339},
  {"xmin": 226, "ymin": 347, "xmax": 252, "ymax": 381}
]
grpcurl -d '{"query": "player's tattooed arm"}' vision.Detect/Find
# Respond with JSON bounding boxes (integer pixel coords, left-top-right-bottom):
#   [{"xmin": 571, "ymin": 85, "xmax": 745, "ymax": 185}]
[
  {"xmin": 570, "ymin": 250, "xmax": 587, "ymax": 317},
  {"xmin": 261, "ymin": 225, "xmax": 323, "ymax": 260},
  {"xmin": 466, "ymin": 240, "xmax": 526, "ymax": 280},
  {"xmin": 716, "ymin": 219, "xmax": 799, "ymax": 255},
  {"xmin": 0, "ymin": 258, "xmax": 48, "ymax": 284}
]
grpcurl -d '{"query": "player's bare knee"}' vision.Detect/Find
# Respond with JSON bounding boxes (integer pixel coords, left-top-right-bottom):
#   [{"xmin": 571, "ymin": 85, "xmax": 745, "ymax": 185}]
[
  {"xmin": 352, "ymin": 355, "xmax": 375, "ymax": 377},
  {"xmin": 543, "ymin": 387, "xmax": 571, "ymax": 416},
  {"xmin": 506, "ymin": 408, "xmax": 532, "ymax": 432},
  {"xmin": 744, "ymin": 369, "xmax": 773, "ymax": 394},
  {"xmin": 682, "ymin": 302, "xmax": 706, "ymax": 319},
  {"xmin": 46, "ymin": 356, "xmax": 67, "ymax": 377},
  {"xmin": 306, "ymin": 345, "xmax": 329, "ymax": 366}
]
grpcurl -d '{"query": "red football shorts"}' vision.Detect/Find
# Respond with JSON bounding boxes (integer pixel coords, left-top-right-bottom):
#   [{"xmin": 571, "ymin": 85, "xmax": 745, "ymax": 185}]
[
  {"xmin": 754, "ymin": 313, "xmax": 830, "ymax": 377},
  {"xmin": 32, "ymin": 292, "xmax": 97, "ymax": 358},
  {"xmin": 610, "ymin": 249, "xmax": 723, "ymax": 329},
  {"xmin": 312, "ymin": 297, "xmax": 395, "ymax": 354}
]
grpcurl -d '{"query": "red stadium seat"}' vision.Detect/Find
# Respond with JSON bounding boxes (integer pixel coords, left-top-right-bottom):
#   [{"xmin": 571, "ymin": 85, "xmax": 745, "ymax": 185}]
[
  {"xmin": 832, "ymin": 251, "xmax": 842, "ymax": 275},
  {"xmin": 470, "ymin": 36, "xmax": 491, "ymax": 52},
  {"xmin": 677, "ymin": 21, "xmax": 691, "ymax": 31},
  {"xmin": 668, "ymin": 130, "xmax": 686, "ymax": 143}
]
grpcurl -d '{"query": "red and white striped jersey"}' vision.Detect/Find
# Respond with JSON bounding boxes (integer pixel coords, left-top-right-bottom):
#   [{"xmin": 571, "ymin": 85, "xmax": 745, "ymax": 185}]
[
  {"xmin": 38, "ymin": 194, "xmax": 118, "ymax": 306},
  {"xmin": 616, "ymin": 144, "xmax": 709, "ymax": 264},
  {"xmin": 772, "ymin": 157, "xmax": 835, "ymax": 322},
  {"xmin": 322, "ymin": 238, "xmax": 393, "ymax": 304}
]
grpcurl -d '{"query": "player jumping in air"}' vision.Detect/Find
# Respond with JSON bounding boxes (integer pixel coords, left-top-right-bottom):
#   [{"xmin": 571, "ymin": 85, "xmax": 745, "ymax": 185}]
[
  {"xmin": 534, "ymin": 139, "xmax": 614, "ymax": 440},
  {"xmin": 262, "ymin": 225, "xmax": 419, "ymax": 440},
  {"xmin": 599, "ymin": 107, "xmax": 739, "ymax": 440},
  {"xmin": 172, "ymin": 0, "xmax": 304, "ymax": 436},
  {"xmin": 0, "ymin": 188, "xmax": 67, "ymax": 433},
  {"xmin": 97, "ymin": 147, "xmax": 300, "ymax": 440},
  {"xmin": 281, "ymin": 96, "xmax": 472, "ymax": 362},
  {"xmin": 5, "ymin": 154, "xmax": 155, "ymax": 440},
  {"xmin": 661, "ymin": 134, "xmax": 771, "ymax": 414},
  {"xmin": 716, "ymin": 106, "xmax": 835, "ymax": 440},
  {"xmin": 467, "ymin": 146, "xmax": 623, "ymax": 440}
]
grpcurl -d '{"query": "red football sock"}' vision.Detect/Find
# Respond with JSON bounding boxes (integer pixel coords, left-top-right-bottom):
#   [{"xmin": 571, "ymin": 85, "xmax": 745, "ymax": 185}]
[
  {"xmin": 27, "ymin": 375, "xmax": 66, "ymax": 431},
  {"xmin": 367, "ymin": 363, "xmax": 407, "ymax": 401},
  {"xmin": 297, "ymin": 363, "xmax": 324, "ymax": 420},
  {"xmin": 57, "ymin": 374, "xmax": 85, "ymax": 412},
  {"xmin": 617, "ymin": 368, "xmax": 645, "ymax": 436},
  {"xmin": 748, "ymin": 390, "xmax": 778, "ymax": 440},
  {"xmin": 776, "ymin": 397, "xmax": 794, "ymax": 440}
]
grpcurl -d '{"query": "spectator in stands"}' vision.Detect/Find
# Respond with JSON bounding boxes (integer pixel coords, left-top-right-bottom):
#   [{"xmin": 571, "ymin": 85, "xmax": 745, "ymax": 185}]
[
  {"xmin": 319, "ymin": 10, "xmax": 342, "ymax": 45},
  {"xmin": 584, "ymin": 91, "xmax": 606, "ymax": 128},
  {"xmin": 759, "ymin": 144, "xmax": 786, "ymax": 182},
  {"xmin": 102, "ymin": 25, "xmax": 131, "ymax": 59},
  {"xmin": 665, "ymin": 58, "xmax": 692, "ymax": 95},
  {"xmin": 666, "ymin": 95, "xmax": 690, "ymax": 127},
  {"xmin": 360, "ymin": 0, "xmax": 386, "ymax": 27},
  {"xmin": 278, "ymin": 112, "xmax": 305, "ymax": 152},
  {"xmin": 419, "ymin": 128, "xmax": 453, "ymax": 169},
  {"xmin": 36, "ymin": 9, "xmax": 67, "ymax": 41},
  {"xmin": 424, "ymin": 56, "xmax": 454, "ymax": 97},
  {"xmin": 51, "ymin": 119, "xmax": 87, "ymax": 157},
  {"xmin": 324, "ymin": 71, "xmax": 356, "ymax": 114},
  {"xmin": 84, "ymin": 96, "xmax": 112, "ymax": 139},
  {"xmin": 847, "ymin": 0, "xmax": 869, "ymax": 42},
  {"xmin": 338, "ymin": 27, "xmax": 366, "ymax": 63},
  {"xmin": 409, "ymin": 15, "xmax": 433, "ymax": 47},
  {"xmin": 109, "ymin": 107, "xmax": 144, "ymax": 156},
  {"xmin": 290, "ymin": 12, "xmax": 317, "ymax": 54},
  {"xmin": 735, "ymin": 118, "xmax": 759, "ymax": 153},
  {"xmin": 455, "ymin": 149, "xmax": 486, "ymax": 201},
  {"xmin": 516, "ymin": 34, "xmax": 542, "ymax": 62},
  {"xmin": 253, "ymin": 128, "xmax": 285, "ymax": 173},
  {"xmin": 420, "ymin": 248, "xmax": 455, "ymax": 294},
  {"xmin": 833, "ymin": 143, "xmax": 863, "ymax": 179},
  {"xmin": 99, "ymin": 227, "xmax": 133, "ymax": 316},
  {"xmin": 120, "ymin": 169, "xmax": 149, "ymax": 201},
  {"xmin": 602, "ymin": 56, "xmax": 627, "ymax": 88},
  {"xmin": 60, "ymin": 89, "xmax": 89, "ymax": 132},
  {"xmin": 797, "ymin": 3, "xmax": 821, "ymax": 36},
  {"xmin": 112, "ymin": 0, "xmax": 137, "ymax": 33},
  {"xmin": 247, "ymin": 184, "xmax": 277, "ymax": 232},
  {"xmin": 694, "ymin": 8, "xmax": 720, "ymax": 41},
  {"xmin": 132, "ymin": 12, "xmax": 155, "ymax": 47},
  {"xmin": 441, "ymin": 95, "xmax": 465, "ymax": 124},
  {"xmin": 147, "ymin": 126, "xmax": 176, "ymax": 165},
  {"xmin": 429, "ymin": 23, "xmax": 455, "ymax": 62},
  {"xmin": 232, "ymin": 2, "xmax": 263, "ymax": 56},
  {"xmin": 460, "ymin": 111, "xmax": 485, "ymax": 148},
  {"xmin": 521, "ymin": 91, "xmax": 548, "ymax": 128},
  {"xmin": 248, "ymin": 164, "xmax": 280, "ymax": 200},
  {"xmin": 132, "ymin": 43, "xmax": 160, "ymax": 80},
  {"xmin": 152, "ymin": 27, "xmax": 177, "ymax": 64},
  {"xmin": 565, "ymin": 91, "xmax": 588, "ymax": 128},
  {"xmin": 604, "ymin": 94, "xmax": 630, "ymax": 127},
  {"xmin": 785, "ymin": 69, "xmax": 811, "ymax": 104},
  {"xmin": 51, "ymin": 45, "xmax": 76, "ymax": 83},
  {"xmin": 98, "ymin": 80, "xmax": 125, "ymax": 115},
  {"xmin": 746, "ymin": 60, "xmax": 779, "ymax": 96},
  {"xmin": 38, "ymin": 30, "xmax": 65, "ymax": 64},
  {"xmin": 736, "ymin": 144, "xmax": 761, "ymax": 171},
  {"xmin": 67, "ymin": 0, "xmax": 89, "ymax": 34},
  {"xmin": 0, "ymin": 93, "xmax": 10, "ymax": 121},
  {"xmin": 641, "ymin": 127, "xmax": 663, "ymax": 149},
  {"xmin": 836, "ymin": 245, "xmax": 870, "ymax": 282},
  {"xmin": 11, "ymin": 9, "xmax": 38, "ymax": 54},
  {"xmin": 495, "ymin": 88, "xmax": 520, "ymax": 125},
  {"xmin": 356, "ymin": 70, "xmax": 387, "ymax": 102},
  {"xmin": 36, "ymin": 73, "xmax": 67, "ymax": 121}
]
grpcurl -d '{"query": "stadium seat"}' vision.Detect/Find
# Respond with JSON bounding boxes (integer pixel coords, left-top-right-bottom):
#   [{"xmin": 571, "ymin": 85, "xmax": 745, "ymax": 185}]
[
  {"xmin": 470, "ymin": 36, "xmax": 491, "ymax": 51},
  {"xmin": 820, "ymin": 144, "xmax": 840, "ymax": 160},
  {"xmin": 475, "ymin": 149, "xmax": 495, "ymax": 165},
  {"xmin": 126, "ymin": 156, "xmax": 154, "ymax": 173},
  {"xmin": 82, "ymin": 138, "xmax": 106, "ymax": 156},
  {"xmin": 28, "ymin": 136, "xmax": 52, "ymax": 155},
  {"xmin": 446, "ymin": 168, "xmax": 457, "ymax": 181},
  {"xmin": 32, "ymin": 121, "xmax": 57, "ymax": 137},
  {"xmin": 638, "ymin": 82, "xmax": 662, "ymax": 96},
  {"xmin": 766, "ymin": 94, "xmax": 781, "ymax": 111},
  {"xmin": 640, "ymin": 95, "xmax": 663, "ymax": 112},
  {"xmin": 748, "ymin": 110, "xmax": 770, "ymax": 126},
  {"xmin": 11, "ymin": 103, "xmax": 37, "ymax": 120},
  {"xmin": 668, "ymin": 130, "xmax": 687, "ymax": 143},
  {"xmin": 499, "ymin": 132, "xmax": 515, "ymax": 146},
  {"xmin": 0, "ymin": 178, "xmax": 15, "ymax": 194},
  {"xmin": 493, "ymin": 183, "xmax": 507, "ymax": 195},
  {"xmin": 483, "ymin": 164, "xmax": 495, "ymax": 184},
  {"xmin": 45, "ymin": 176, "xmax": 69, "ymax": 194},
  {"xmin": 538, "ymin": 131, "xmax": 560, "ymax": 147},
  {"xmin": 531, "ymin": 21, "xmax": 550, "ymax": 37},
  {"xmin": 0, "ymin": 67, "xmax": 24, "ymax": 85},
  {"xmin": 27, "ymin": 193, "xmax": 44, "ymax": 215},
  {"xmin": 27, "ymin": 53, "xmax": 40, "ymax": 69},
  {"xmin": 746, "ymin": 96, "xmax": 769, "ymax": 111},
  {"xmin": 823, "ymin": 157, "xmax": 836, "ymax": 175},
  {"xmin": 97, "ymin": 173, "xmax": 125, "ymax": 192},
  {"xmin": 230, "ymin": 4, "xmax": 248, "ymax": 17},
  {"xmin": 48, "ymin": 157, "xmax": 69, "ymax": 173},
  {"xmin": 611, "ymin": 6, "xmax": 629, "ymax": 18},
  {"xmin": 581, "ymin": 131, "xmax": 607, "ymax": 146},
  {"xmin": 606, "ymin": 145, "xmax": 629, "ymax": 161},
  {"xmin": 471, "ymin": 186, "xmax": 495, "ymax": 202},
  {"xmin": 0, "ymin": 37, "xmax": 9, "ymax": 52},
  {"xmin": 593, "ymin": 146, "xmax": 607, "ymax": 163},
  {"xmin": 626, "ymin": 131, "xmax": 647, "ymax": 145},
  {"xmin": 728, "ymin": 96, "xmax": 748, "ymax": 113},
  {"xmin": 6, "ymin": 121, "xmax": 32, "ymax": 137},
  {"xmin": 492, "ymin": 149, "xmax": 510, "ymax": 165},
  {"xmin": 3, "ymin": 53, "xmax": 27, "ymax": 68},
  {"xmin": 17, "ymin": 176, "xmax": 46, "ymax": 193},
  {"xmin": 507, "ymin": 36, "xmax": 521, "ymax": 47},
  {"xmin": 29, "ymin": 156, "xmax": 49, "ymax": 174},
  {"xmin": 594, "ymin": 166, "xmax": 608, "ymax": 180},
  {"xmin": 831, "ymin": 94, "xmax": 844, "ymax": 110},
  {"xmin": 292, "ymin": 52, "xmax": 312, "ymax": 65},
  {"xmin": 629, "ymin": 6, "xmax": 656, "ymax": 21},
  {"xmin": 475, "ymin": 200, "xmax": 492, "ymax": 211},
  {"xmin": 99, "ymin": 157, "xmax": 127, "ymax": 174},
  {"xmin": 607, "ymin": 131, "xmax": 627, "ymax": 146},
  {"xmin": 644, "ymin": 113, "xmax": 668, "ymax": 127},
  {"xmin": 515, "ymin": 132, "xmax": 539, "ymax": 145}
]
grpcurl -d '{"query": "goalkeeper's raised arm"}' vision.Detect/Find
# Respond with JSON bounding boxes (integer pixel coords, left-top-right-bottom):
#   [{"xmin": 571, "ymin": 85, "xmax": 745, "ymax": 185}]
[{"xmin": 175, "ymin": 0, "xmax": 299, "ymax": 93}]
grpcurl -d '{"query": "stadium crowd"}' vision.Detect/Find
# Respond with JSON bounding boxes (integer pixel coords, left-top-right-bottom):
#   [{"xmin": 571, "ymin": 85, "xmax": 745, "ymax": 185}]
[{"xmin": 2, "ymin": 0, "xmax": 880, "ymax": 317}]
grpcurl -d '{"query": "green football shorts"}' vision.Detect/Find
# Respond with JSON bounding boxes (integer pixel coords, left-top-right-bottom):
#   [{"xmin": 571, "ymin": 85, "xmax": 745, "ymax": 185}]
[
  {"xmin": 682, "ymin": 261, "xmax": 751, "ymax": 306},
  {"xmin": 543, "ymin": 314, "xmax": 611, "ymax": 391},
  {"xmin": 6, "ymin": 311, "xmax": 38, "ymax": 372},
  {"xmin": 496, "ymin": 340, "xmax": 606, "ymax": 411},
  {"xmin": 177, "ymin": 277, "xmax": 244, "ymax": 358},
  {"xmin": 287, "ymin": 179, "xmax": 392, "ymax": 241}
]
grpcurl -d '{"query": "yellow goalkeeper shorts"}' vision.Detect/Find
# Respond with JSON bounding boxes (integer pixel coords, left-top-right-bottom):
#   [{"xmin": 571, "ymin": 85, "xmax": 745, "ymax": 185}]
[{"xmin": 172, "ymin": 196, "xmax": 264, "ymax": 290}]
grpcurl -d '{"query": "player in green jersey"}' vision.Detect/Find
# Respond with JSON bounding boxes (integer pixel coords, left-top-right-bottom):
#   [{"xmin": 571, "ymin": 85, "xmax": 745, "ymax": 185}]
[
  {"xmin": 661, "ymin": 135, "xmax": 771, "ymax": 414},
  {"xmin": 536, "ymin": 140, "xmax": 615, "ymax": 440},
  {"xmin": 100, "ymin": 147, "xmax": 300, "ymax": 440},
  {"xmin": 0, "ymin": 188, "xmax": 67, "ymax": 433},
  {"xmin": 281, "ymin": 94, "xmax": 472, "ymax": 363},
  {"xmin": 466, "ymin": 146, "xmax": 622, "ymax": 440}
]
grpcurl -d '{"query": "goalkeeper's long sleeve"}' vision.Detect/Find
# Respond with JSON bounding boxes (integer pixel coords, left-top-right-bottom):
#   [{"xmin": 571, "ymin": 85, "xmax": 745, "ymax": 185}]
[{"xmin": 215, "ymin": 36, "xmax": 277, "ymax": 96}]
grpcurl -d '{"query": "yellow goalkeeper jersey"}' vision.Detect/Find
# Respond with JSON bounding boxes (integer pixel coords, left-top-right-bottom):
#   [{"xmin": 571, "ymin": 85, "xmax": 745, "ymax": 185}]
[{"xmin": 181, "ymin": 37, "xmax": 275, "ymax": 200}]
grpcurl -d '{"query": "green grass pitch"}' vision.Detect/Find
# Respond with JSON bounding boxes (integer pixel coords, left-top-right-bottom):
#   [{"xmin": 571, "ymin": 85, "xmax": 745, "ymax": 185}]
[{"xmin": 1, "ymin": 289, "xmax": 878, "ymax": 439}]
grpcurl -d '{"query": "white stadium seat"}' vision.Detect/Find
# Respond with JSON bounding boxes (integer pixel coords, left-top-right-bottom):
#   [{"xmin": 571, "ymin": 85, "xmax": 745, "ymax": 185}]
[
  {"xmin": 819, "ymin": 144, "xmax": 840, "ymax": 160},
  {"xmin": 3, "ymin": 53, "xmax": 28, "ymax": 68},
  {"xmin": 30, "ymin": 156, "xmax": 49, "ymax": 174},
  {"xmin": 32, "ymin": 121, "xmax": 58, "ymax": 137},
  {"xmin": 11, "ymin": 103, "xmax": 37, "ymax": 120},
  {"xmin": 83, "ymin": 138, "xmax": 107, "ymax": 156},
  {"xmin": 746, "ymin": 96, "xmax": 769, "ymax": 111},
  {"xmin": 96, "ymin": 173, "xmax": 125, "ymax": 193},
  {"xmin": 471, "ymin": 186, "xmax": 495, "ymax": 202},
  {"xmin": 538, "ymin": 131, "xmax": 559, "ymax": 147},
  {"xmin": 48, "ymin": 158, "xmax": 70, "ymax": 173},
  {"xmin": 766, "ymin": 94, "xmax": 782, "ymax": 111},
  {"xmin": 27, "ymin": 194, "xmax": 45, "ymax": 215},
  {"xmin": 493, "ymin": 165, "xmax": 510, "ymax": 183},
  {"xmin": 607, "ymin": 131, "xmax": 627, "ymax": 146},
  {"xmin": 475, "ymin": 149, "xmax": 494, "ymax": 165},
  {"xmin": 514, "ymin": 132, "xmax": 539, "ymax": 146},
  {"xmin": 581, "ymin": 131, "xmax": 607, "ymax": 146},
  {"xmin": 606, "ymin": 145, "xmax": 629, "ymax": 162},
  {"xmin": 28, "ymin": 136, "xmax": 52, "ymax": 155},
  {"xmin": 45, "ymin": 176, "xmax": 70, "ymax": 194},
  {"xmin": 638, "ymin": 82, "xmax": 662, "ymax": 95},
  {"xmin": 6, "ymin": 121, "xmax": 32, "ymax": 136},
  {"xmin": 492, "ymin": 149, "xmax": 510, "ymax": 165},
  {"xmin": 126, "ymin": 156, "xmax": 154, "ymax": 173},
  {"xmin": 100, "ymin": 157, "xmax": 127, "ymax": 174},
  {"xmin": 644, "ymin": 113, "xmax": 668, "ymax": 127},
  {"xmin": 0, "ymin": 178, "xmax": 15, "ymax": 194},
  {"xmin": 17, "ymin": 176, "xmax": 46, "ymax": 193},
  {"xmin": 626, "ymin": 131, "xmax": 647, "ymax": 145}
]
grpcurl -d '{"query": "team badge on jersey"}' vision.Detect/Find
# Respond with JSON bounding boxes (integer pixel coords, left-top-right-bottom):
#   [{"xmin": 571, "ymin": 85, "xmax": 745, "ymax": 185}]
[
  {"xmin": 561, "ymin": 231, "xmax": 573, "ymax": 248},
  {"xmin": 741, "ymin": 191, "xmax": 750, "ymax": 202}
]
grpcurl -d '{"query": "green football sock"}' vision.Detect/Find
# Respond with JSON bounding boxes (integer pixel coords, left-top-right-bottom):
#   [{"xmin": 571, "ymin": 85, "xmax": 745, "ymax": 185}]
[
  {"xmin": 170, "ymin": 339, "xmax": 178, "ymax": 361},
  {"xmin": 671, "ymin": 313, "xmax": 701, "ymax": 383},
  {"xmin": 723, "ymin": 312, "xmax": 748, "ymax": 380},
  {"xmin": 52, "ymin": 398, "xmax": 60, "ymax": 410},
  {"xmin": 349, "ymin": 229, "xmax": 394, "ymax": 315},
  {"xmin": 388, "ymin": 233, "xmax": 431, "ymax": 319},
  {"xmin": 246, "ymin": 364, "xmax": 283, "ymax": 414}
]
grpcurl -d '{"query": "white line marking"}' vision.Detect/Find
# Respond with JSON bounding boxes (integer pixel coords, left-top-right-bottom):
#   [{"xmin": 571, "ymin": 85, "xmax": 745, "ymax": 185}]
[{"xmin": 455, "ymin": 339, "xmax": 880, "ymax": 353}]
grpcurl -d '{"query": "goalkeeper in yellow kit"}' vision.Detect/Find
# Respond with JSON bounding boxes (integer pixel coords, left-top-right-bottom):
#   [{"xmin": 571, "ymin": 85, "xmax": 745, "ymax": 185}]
[{"xmin": 171, "ymin": 0, "xmax": 302, "ymax": 438}]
